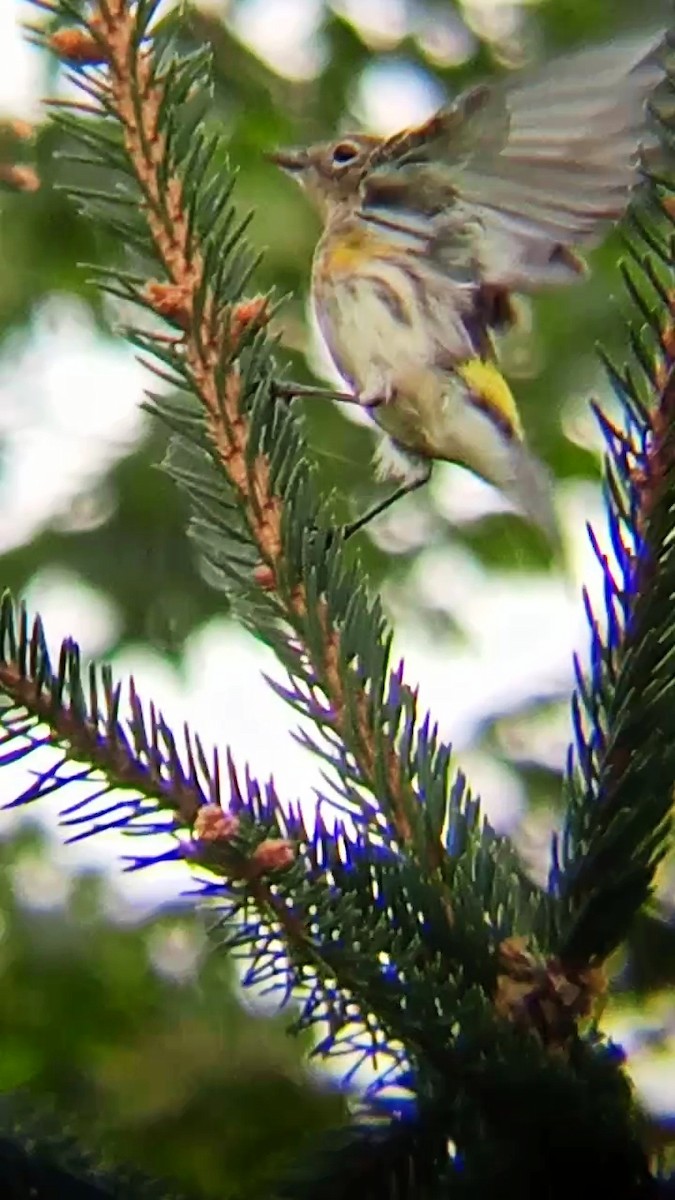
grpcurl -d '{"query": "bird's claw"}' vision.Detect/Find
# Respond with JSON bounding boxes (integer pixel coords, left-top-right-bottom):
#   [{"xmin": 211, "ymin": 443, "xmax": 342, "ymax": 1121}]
[{"xmin": 357, "ymin": 382, "xmax": 395, "ymax": 410}]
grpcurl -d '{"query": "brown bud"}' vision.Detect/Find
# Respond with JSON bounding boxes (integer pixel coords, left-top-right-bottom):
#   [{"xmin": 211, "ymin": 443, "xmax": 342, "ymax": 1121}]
[
  {"xmin": 250, "ymin": 838, "xmax": 295, "ymax": 875},
  {"xmin": 50, "ymin": 28, "xmax": 107, "ymax": 65},
  {"xmin": 253, "ymin": 563, "xmax": 276, "ymax": 592},
  {"xmin": 193, "ymin": 804, "xmax": 240, "ymax": 844},
  {"xmin": 0, "ymin": 164, "xmax": 40, "ymax": 192},
  {"xmin": 230, "ymin": 296, "xmax": 269, "ymax": 345},
  {"xmin": 145, "ymin": 280, "xmax": 193, "ymax": 330},
  {"xmin": 1, "ymin": 119, "xmax": 35, "ymax": 141}
]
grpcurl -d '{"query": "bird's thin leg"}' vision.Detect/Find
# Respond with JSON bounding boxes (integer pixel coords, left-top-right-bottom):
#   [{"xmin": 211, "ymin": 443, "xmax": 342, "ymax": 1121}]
[
  {"xmin": 274, "ymin": 381, "xmax": 387, "ymax": 408},
  {"xmin": 343, "ymin": 464, "xmax": 432, "ymax": 540},
  {"xmin": 273, "ymin": 379, "xmax": 389, "ymax": 408},
  {"xmin": 275, "ymin": 381, "xmax": 357, "ymax": 403}
]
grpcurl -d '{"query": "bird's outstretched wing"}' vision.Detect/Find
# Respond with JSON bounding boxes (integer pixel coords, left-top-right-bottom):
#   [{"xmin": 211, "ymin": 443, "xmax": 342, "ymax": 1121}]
[{"xmin": 360, "ymin": 32, "xmax": 665, "ymax": 290}]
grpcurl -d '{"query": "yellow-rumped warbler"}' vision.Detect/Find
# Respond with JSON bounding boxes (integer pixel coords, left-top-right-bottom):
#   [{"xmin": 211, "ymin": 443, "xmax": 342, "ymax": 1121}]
[{"xmin": 270, "ymin": 32, "xmax": 664, "ymax": 539}]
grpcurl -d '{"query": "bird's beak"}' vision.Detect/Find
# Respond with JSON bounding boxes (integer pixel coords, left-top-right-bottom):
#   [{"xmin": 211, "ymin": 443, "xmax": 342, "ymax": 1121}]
[{"xmin": 265, "ymin": 147, "xmax": 308, "ymax": 175}]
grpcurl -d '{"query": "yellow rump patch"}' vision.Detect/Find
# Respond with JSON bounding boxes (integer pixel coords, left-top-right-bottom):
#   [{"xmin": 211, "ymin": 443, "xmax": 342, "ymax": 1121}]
[{"xmin": 456, "ymin": 359, "xmax": 523, "ymax": 440}]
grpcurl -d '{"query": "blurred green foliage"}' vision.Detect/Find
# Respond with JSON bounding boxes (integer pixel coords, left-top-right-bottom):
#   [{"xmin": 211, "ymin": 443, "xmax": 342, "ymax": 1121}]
[{"xmin": 0, "ymin": 828, "xmax": 344, "ymax": 1197}]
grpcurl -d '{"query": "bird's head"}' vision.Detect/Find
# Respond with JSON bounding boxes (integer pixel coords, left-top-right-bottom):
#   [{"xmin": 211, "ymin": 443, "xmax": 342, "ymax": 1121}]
[{"xmin": 267, "ymin": 133, "xmax": 382, "ymax": 217}]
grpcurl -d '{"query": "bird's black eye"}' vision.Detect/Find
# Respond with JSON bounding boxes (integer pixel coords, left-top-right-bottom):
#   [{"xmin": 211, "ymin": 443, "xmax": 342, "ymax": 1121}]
[{"xmin": 331, "ymin": 141, "xmax": 359, "ymax": 166}]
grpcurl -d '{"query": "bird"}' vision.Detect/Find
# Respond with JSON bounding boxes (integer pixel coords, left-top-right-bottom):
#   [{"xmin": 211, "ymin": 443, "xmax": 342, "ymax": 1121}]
[{"xmin": 269, "ymin": 31, "xmax": 665, "ymax": 541}]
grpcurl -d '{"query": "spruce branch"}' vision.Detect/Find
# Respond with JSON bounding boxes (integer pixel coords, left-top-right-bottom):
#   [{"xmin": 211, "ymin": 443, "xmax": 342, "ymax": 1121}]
[
  {"xmin": 0, "ymin": 592, "xmax": 520, "ymax": 1086},
  {"xmin": 553, "ymin": 171, "xmax": 675, "ymax": 962},
  {"xmin": 40, "ymin": 0, "xmax": 433, "ymax": 864},
  {"xmin": 0, "ymin": 593, "xmax": 402, "ymax": 1063},
  {"xmin": 26, "ymin": 0, "xmax": 546, "ymax": 949},
  {"xmin": 0, "ymin": 586, "xmax": 633, "ymax": 1196}
]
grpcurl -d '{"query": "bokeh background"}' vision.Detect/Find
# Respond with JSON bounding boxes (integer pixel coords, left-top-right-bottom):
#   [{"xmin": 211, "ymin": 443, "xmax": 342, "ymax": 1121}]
[{"xmin": 0, "ymin": 0, "xmax": 673, "ymax": 1195}]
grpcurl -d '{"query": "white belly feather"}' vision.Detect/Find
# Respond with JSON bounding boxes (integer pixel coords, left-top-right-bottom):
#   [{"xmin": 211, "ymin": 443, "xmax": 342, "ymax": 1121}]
[
  {"xmin": 312, "ymin": 260, "xmax": 506, "ymax": 475},
  {"xmin": 313, "ymin": 260, "xmax": 436, "ymax": 394}
]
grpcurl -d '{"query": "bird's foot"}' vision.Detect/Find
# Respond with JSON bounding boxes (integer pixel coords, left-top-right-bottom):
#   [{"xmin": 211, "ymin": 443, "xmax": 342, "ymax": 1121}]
[{"xmin": 357, "ymin": 380, "xmax": 396, "ymax": 410}]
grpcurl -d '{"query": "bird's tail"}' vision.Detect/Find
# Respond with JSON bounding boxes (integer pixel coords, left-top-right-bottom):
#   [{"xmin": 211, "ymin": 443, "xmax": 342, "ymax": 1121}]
[
  {"xmin": 503, "ymin": 440, "xmax": 560, "ymax": 545},
  {"xmin": 453, "ymin": 359, "xmax": 558, "ymax": 542}
]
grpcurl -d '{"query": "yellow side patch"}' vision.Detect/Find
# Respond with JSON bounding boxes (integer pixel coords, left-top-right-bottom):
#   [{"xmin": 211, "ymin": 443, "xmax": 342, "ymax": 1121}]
[
  {"xmin": 456, "ymin": 358, "xmax": 523, "ymax": 440},
  {"xmin": 325, "ymin": 239, "xmax": 368, "ymax": 273},
  {"xmin": 323, "ymin": 227, "xmax": 399, "ymax": 274}
]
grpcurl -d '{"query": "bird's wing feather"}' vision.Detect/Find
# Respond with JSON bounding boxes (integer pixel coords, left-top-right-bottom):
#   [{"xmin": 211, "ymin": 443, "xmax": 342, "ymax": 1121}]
[{"xmin": 360, "ymin": 32, "xmax": 664, "ymax": 287}]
